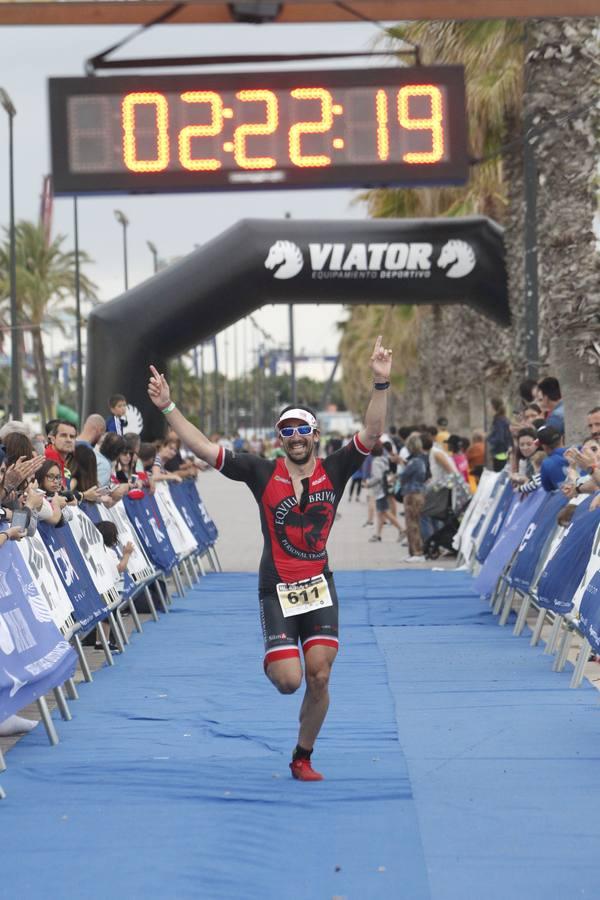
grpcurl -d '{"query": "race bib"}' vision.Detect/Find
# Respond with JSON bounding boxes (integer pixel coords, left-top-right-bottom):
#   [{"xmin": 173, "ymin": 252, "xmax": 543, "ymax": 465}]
[{"xmin": 276, "ymin": 574, "xmax": 332, "ymax": 618}]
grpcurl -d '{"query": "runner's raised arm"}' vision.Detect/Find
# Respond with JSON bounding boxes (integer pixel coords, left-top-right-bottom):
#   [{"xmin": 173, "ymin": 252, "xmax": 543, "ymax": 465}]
[
  {"xmin": 147, "ymin": 364, "xmax": 220, "ymax": 466},
  {"xmin": 357, "ymin": 335, "xmax": 393, "ymax": 451}
]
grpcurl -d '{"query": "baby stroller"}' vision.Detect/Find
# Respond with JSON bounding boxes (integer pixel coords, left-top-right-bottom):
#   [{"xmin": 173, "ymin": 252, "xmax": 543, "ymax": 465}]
[{"xmin": 422, "ymin": 480, "xmax": 471, "ymax": 560}]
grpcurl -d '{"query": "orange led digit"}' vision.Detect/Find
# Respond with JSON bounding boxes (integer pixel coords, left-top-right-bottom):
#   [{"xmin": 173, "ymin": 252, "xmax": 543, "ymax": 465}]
[
  {"xmin": 397, "ymin": 85, "xmax": 444, "ymax": 164},
  {"xmin": 233, "ymin": 90, "xmax": 278, "ymax": 170},
  {"xmin": 179, "ymin": 91, "xmax": 224, "ymax": 172},
  {"xmin": 375, "ymin": 89, "xmax": 390, "ymax": 162},
  {"xmin": 122, "ymin": 92, "xmax": 169, "ymax": 173},
  {"xmin": 289, "ymin": 88, "xmax": 334, "ymax": 168}
]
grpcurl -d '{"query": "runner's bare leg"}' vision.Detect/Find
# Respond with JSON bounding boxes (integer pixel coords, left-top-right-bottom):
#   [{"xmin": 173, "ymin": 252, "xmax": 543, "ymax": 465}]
[
  {"xmin": 298, "ymin": 645, "xmax": 337, "ymax": 749},
  {"xmin": 266, "ymin": 657, "xmax": 303, "ymax": 694}
]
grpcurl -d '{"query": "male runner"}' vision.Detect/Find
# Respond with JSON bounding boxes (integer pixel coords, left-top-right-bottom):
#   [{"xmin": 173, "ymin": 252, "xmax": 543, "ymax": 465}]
[{"xmin": 147, "ymin": 336, "xmax": 392, "ymax": 781}]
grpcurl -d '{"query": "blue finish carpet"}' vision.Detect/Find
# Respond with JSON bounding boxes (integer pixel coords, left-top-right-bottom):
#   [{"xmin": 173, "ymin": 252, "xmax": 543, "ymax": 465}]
[{"xmin": 2, "ymin": 569, "xmax": 600, "ymax": 900}]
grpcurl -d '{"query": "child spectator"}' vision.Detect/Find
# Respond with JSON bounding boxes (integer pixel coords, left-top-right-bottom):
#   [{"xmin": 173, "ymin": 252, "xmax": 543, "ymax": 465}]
[
  {"xmin": 94, "ymin": 520, "xmax": 135, "ymax": 652},
  {"xmin": 152, "ymin": 438, "xmax": 183, "ymax": 484},
  {"xmin": 447, "ymin": 435, "xmax": 469, "ymax": 483},
  {"xmin": 106, "ymin": 393, "xmax": 128, "ymax": 436}
]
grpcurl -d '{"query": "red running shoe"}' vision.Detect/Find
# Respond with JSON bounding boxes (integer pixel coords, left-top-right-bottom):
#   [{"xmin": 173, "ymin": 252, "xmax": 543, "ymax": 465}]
[{"xmin": 289, "ymin": 758, "xmax": 324, "ymax": 781}]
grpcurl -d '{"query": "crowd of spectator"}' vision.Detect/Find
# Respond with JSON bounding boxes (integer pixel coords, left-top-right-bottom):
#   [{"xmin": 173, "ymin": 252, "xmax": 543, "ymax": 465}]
[
  {"xmin": 0, "ymin": 393, "xmax": 203, "ymax": 663},
  {"xmin": 330, "ymin": 374, "xmax": 600, "ymax": 563}
]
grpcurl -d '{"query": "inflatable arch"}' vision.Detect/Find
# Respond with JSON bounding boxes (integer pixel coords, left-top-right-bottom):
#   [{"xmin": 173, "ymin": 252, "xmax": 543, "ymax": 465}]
[{"xmin": 85, "ymin": 216, "xmax": 508, "ymax": 437}]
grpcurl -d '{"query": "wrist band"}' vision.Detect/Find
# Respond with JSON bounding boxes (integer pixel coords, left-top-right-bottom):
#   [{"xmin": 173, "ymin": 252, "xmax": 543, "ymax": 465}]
[
  {"xmin": 373, "ymin": 382, "xmax": 390, "ymax": 391},
  {"xmin": 160, "ymin": 401, "xmax": 176, "ymax": 415}
]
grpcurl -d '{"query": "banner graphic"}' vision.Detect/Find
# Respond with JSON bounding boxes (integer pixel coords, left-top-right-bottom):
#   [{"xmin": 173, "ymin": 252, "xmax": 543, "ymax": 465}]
[
  {"xmin": 475, "ymin": 480, "xmax": 515, "ymax": 564},
  {"xmin": 507, "ymin": 491, "xmax": 568, "ymax": 592},
  {"xmin": 68, "ymin": 508, "xmax": 121, "ymax": 602},
  {"xmin": 16, "ymin": 532, "xmax": 75, "ymax": 634},
  {"xmin": 536, "ymin": 507, "xmax": 600, "ymax": 613},
  {"xmin": 101, "ymin": 502, "xmax": 155, "ymax": 584},
  {"xmin": 38, "ymin": 522, "xmax": 109, "ymax": 631},
  {"xmin": 0, "ymin": 540, "xmax": 76, "ymax": 720},
  {"xmin": 123, "ymin": 493, "xmax": 178, "ymax": 572},
  {"xmin": 154, "ymin": 482, "xmax": 197, "ymax": 557},
  {"xmin": 473, "ymin": 490, "xmax": 546, "ymax": 600}
]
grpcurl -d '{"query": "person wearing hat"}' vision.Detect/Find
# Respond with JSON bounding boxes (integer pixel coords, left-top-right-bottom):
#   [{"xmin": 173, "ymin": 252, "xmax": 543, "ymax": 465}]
[
  {"xmin": 147, "ymin": 336, "xmax": 393, "ymax": 782},
  {"xmin": 536, "ymin": 425, "xmax": 568, "ymax": 491}
]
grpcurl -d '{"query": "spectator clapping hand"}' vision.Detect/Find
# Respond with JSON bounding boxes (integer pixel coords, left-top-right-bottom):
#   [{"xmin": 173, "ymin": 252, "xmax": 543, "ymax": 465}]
[
  {"xmin": 565, "ymin": 446, "xmax": 595, "ymax": 471},
  {"xmin": 3, "ymin": 455, "xmax": 43, "ymax": 492},
  {"xmin": 23, "ymin": 480, "xmax": 44, "ymax": 512}
]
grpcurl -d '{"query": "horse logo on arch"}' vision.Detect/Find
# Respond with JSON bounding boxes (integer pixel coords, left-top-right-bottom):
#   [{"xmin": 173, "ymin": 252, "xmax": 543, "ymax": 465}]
[
  {"xmin": 437, "ymin": 240, "xmax": 476, "ymax": 278},
  {"xmin": 264, "ymin": 241, "xmax": 304, "ymax": 279}
]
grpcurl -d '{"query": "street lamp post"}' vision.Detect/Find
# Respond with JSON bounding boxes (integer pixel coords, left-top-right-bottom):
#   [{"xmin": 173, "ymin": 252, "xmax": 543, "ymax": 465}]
[
  {"xmin": 114, "ymin": 209, "xmax": 129, "ymax": 291},
  {"xmin": 73, "ymin": 196, "xmax": 83, "ymax": 424},
  {"xmin": 146, "ymin": 240, "xmax": 159, "ymax": 275},
  {"xmin": 0, "ymin": 88, "xmax": 21, "ymax": 419}
]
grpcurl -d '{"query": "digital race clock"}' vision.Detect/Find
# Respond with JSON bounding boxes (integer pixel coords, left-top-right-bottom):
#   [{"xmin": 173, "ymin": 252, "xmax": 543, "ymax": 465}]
[{"xmin": 48, "ymin": 67, "xmax": 468, "ymax": 195}]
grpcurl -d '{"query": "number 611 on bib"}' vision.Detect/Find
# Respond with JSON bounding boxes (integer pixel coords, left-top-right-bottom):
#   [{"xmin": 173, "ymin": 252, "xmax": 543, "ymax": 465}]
[{"xmin": 276, "ymin": 574, "xmax": 333, "ymax": 618}]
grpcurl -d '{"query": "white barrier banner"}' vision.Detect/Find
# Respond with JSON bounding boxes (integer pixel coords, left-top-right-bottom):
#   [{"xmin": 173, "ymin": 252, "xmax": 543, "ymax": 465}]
[
  {"xmin": 15, "ymin": 532, "xmax": 75, "ymax": 634},
  {"xmin": 154, "ymin": 483, "xmax": 197, "ymax": 557},
  {"xmin": 100, "ymin": 503, "xmax": 155, "ymax": 583},
  {"xmin": 68, "ymin": 508, "xmax": 121, "ymax": 598},
  {"xmin": 454, "ymin": 470, "xmax": 500, "ymax": 559}
]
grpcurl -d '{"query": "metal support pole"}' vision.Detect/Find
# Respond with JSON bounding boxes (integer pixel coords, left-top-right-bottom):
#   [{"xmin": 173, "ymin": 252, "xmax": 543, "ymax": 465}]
[
  {"xmin": 96, "ymin": 622, "xmax": 115, "ymax": 666},
  {"xmin": 513, "ymin": 593, "xmax": 532, "ymax": 637},
  {"xmin": 200, "ymin": 343, "xmax": 206, "ymax": 433},
  {"xmin": 543, "ymin": 616, "xmax": 562, "ymax": 655},
  {"xmin": 212, "ymin": 336, "xmax": 220, "ymax": 434},
  {"xmin": 182, "ymin": 559, "xmax": 194, "ymax": 590},
  {"xmin": 530, "ymin": 607, "xmax": 547, "ymax": 647},
  {"xmin": 144, "ymin": 584, "xmax": 160, "ymax": 621},
  {"xmin": 288, "ymin": 304, "xmax": 296, "ymax": 406},
  {"xmin": 2, "ymin": 93, "xmax": 21, "ymax": 419},
  {"xmin": 114, "ymin": 607, "xmax": 130, "ymax": 646},
  {"xmin": 108, "ymin": 611, "xmax": 125, "ymax": 652},
  {"xmin": 524, "ymin": 112, "xmax": 539, "ymax": 380},
  {"xmin": 172, "ymin": 566, "xmax": 185, "ymax": 598},
  {"xmin": 73, "ymin": 195, "xmax": 83, "ymax": 424},
  {"xmin": 114, "ymin": 209, "xmax": 129, "ymax": 292},
  {"xmin": 127, "ymin": 595, "xmax": 143, "ymax": 633},
  {"xmin": 72, "ymin": 633, "xmax": 93, "ymax": 682},
  {"xmin": 52, "ymin": 685, "xmax": 72, "ymax": 721},
  {"xmin": 570, "ymin": 638, "xmax": 591, "ymax": 689},
  {"xmin": 64, "ymin": 677, "xmax": 79, "ymax": 700},
  {"xmin": 499, "ymin": 588, "xmax": 516, "ymax": 626},
  {"xmin": 154, "ymin": 578, "xmax": 171, "ymax": 611},
  {"xmin": 36, "ymin": 696, "xmax": 59, "ymax": 746}
]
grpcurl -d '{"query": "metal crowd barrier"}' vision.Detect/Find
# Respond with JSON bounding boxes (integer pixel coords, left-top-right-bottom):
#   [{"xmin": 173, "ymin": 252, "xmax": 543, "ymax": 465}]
[
  {"xmin": 460, "ymin": 485, "xmax": 597, "ymax": 693},
  {"xmin": 0, "ymin": 482, "xmax": 221, "ymax": 796}
]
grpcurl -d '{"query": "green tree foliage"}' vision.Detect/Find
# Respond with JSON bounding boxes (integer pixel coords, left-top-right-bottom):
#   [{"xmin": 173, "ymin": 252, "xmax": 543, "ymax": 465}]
[
  {"xmin": 0, "ymin": 220, "xmax": 97, "ymax": 422},
  {"xmin": 339, "ymin": 20, "xmax": 524, "ymax": 415}
]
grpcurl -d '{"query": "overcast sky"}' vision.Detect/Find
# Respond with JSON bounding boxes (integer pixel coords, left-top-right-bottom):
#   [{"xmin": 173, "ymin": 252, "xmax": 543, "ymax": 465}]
[{"xmin": 0, "ymin": 18, "xmax": 390, "ymax": 378}]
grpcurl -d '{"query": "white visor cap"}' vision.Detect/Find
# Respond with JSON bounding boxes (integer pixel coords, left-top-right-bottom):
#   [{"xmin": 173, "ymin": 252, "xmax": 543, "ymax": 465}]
[{"xmin": 276, "ymin": 408, "xmax": 318, "ymax": 430}]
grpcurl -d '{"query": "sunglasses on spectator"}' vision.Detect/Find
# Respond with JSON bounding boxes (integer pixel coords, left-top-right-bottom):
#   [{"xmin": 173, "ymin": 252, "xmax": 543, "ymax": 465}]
[{"xmin": 279, "ymin": 425, "xmax": 314, "ymax": 438}]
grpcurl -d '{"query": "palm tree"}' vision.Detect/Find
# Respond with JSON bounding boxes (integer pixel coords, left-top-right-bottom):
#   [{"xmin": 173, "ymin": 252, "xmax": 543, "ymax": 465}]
[
  {"xmin": 0, "ymin": 220, "xmax": 97, "ymax": 423},
  {"xmin": 340, "ymin": 20, "xmax": 525, "ymax": 425},
  {"xmin": 516, "ymin": 17, "xmax": 600, "ymax": 433}
]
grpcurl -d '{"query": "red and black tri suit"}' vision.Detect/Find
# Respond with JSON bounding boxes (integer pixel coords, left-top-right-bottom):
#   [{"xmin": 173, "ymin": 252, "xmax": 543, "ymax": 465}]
[{"xmin": 213, "ymin": 435, "xmax": 369, "ymax": 668}]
